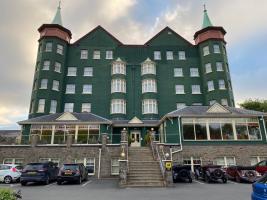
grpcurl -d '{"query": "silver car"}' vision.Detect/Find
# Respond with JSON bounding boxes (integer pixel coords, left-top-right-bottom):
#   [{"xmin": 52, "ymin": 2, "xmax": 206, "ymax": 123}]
[{"xmin": 0, "ymin": 164, "xmax": 21, "ymax": 183}]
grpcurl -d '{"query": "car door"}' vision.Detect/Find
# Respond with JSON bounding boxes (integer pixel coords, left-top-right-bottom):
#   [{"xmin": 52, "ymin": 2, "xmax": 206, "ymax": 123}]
[
  {"xmin": 256, "ymin": 161, "xmax": 267, "ymax": 175},
  {"xmin": 0, "ymin": 165, "xmax": 4, "ymax": 181}
]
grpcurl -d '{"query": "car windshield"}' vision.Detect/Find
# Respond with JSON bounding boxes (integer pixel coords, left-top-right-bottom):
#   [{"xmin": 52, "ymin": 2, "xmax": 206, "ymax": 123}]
[
  {"xmin": 62, "ymin": 164, "xmax": 79, "ymax": 170},
  {"xmin": 24, "ymin": 164, "xmax": 45, "ymax": 170},
  {"xmin": 257, "ymin": 175, "xmax": 267, "ymax": 184}
]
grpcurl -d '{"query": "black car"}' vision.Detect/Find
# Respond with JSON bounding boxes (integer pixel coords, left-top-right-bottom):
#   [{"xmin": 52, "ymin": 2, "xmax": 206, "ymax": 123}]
[
  {"xmin": 172, "ymin": 165, "xmax": 193, "ymax": 183},
  {"xmin": 195, "ymin": 165, "xmax": 227, "ymax": 183},
  {"xmin": 57, "ymin": 163, "xmax": 88, "ymax": 185},
  {"xmin": 20, "ymin": 162, "xmax": 59, "ymax": 186}
]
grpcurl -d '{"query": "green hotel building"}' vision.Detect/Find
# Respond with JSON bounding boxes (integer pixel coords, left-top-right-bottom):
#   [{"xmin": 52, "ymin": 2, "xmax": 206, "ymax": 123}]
[{"xmin": 1, "ymin": 5, "xmax": 266, "ymax": 177}]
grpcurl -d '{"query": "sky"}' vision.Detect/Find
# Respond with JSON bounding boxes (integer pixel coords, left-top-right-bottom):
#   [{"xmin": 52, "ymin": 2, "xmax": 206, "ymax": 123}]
[{"xmin": 0, "ymin": 0, "xmax": 267, "ymax": 130}]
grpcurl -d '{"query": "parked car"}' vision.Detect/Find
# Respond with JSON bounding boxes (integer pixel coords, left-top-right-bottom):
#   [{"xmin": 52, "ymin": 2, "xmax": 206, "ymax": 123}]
[
  {"xmin": 20, "ymin": 162, "xmax": 59, "ymax": 186},
  {"xmin": 226, "ymin": 166, "xmax": 260, "ymax": 183},
  {"xmin": 251, "ymin": 173, "xmax": 267, "ymax": 200},
  {"xmin": 172, "ymin": 165, "xmax": 192, "ymax": 183},
  {"xmin": 255, "ymin": 160, "xmax": 267, "ymax": 175},
  {"xmin": 0, "ymin": 164, "xmax": 21, "ymax": 184},
  {"xmin": 57, "ymin": 163, "xmax": 88, "ymax": 185},
  {"xmin": 195, "ymin": 165, "xmax": 227, "ymax": 183}
]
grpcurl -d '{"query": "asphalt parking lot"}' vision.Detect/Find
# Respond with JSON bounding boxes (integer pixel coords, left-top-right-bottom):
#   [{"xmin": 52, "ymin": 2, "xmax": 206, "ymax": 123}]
[{"xmin": 0, "ymin": 179, "xmax": 252, "ymax": 200}]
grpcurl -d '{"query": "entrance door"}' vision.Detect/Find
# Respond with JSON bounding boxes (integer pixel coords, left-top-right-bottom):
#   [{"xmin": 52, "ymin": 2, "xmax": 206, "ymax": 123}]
[{"xmin": 130, "ymin": 131, "xmax": 141, "ymax": 147}]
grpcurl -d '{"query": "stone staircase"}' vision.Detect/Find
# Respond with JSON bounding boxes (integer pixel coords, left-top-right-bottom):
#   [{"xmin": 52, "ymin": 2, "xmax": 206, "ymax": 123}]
[{"xmin": 127, "ymin": 147, "xmax": 165, "ymax": 187}]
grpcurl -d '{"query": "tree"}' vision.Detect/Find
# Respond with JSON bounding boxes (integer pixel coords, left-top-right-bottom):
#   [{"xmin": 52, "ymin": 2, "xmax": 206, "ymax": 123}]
[{"xmin": 239, "ymin": 99, "xmax": 267, "ymax": 112}]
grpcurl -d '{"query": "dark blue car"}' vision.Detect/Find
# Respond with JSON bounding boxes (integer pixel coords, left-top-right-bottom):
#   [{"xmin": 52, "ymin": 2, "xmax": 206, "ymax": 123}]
[
  {"xmin": 251, "ymin": 173, "xmax": 267, "ymax": 200},
  {"xmin": 20, "ymin": 162, "xmax": 58, "ymax": 186}
]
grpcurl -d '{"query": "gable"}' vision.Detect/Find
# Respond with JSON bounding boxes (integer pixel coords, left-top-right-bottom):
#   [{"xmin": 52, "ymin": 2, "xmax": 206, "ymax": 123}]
[
  {"xmin": 56, "ymin": 113, "xmax": 78, "ymax": 121},
  {"xmin": 73, "ymin": 26, "xmax": 122, "ymax": 47},
  {"xmin": 145, "ymin": 27, "xmax": 193, "ymax": 46},
  {"xmin": 207, "ymin": 103, "xmax": 231, "ymax": 114},
  {"xmin": 128, "ymin": 117, "xmax": 143, "ymax": 124}
]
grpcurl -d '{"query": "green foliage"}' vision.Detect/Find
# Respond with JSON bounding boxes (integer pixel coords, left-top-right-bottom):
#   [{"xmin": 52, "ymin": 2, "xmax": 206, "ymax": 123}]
[
  {"xmin": 239, "ymin": 99, "xmax": 267, "ymax": 112},
  {"xmin": 0, "ymin": 188, "xmax": 16, "ymax": 200},
  {"xmin": 144, "ymin": 134, "xmax": 151, "ymax": 146}
]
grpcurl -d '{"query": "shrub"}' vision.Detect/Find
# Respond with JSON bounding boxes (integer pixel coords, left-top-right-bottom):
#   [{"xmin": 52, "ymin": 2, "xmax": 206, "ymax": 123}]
[{"xmin": 0, "ymin": 188, "xmax": 16, "ymax": 200}]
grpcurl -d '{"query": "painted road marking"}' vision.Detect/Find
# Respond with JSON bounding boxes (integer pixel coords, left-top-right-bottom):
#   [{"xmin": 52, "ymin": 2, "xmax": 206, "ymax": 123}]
[
  {"xmin": 82, "ymin": 180, "xmax": 92, "ymax": 187},
  {"xmin": 228, "ymin": 180, "xmax": 238, "ymax": 184},
  {"xmin": 45, "ymin": 182, "xmax": 57, "ymax": 187},
  {"xmin": 193, "ymin": 180, "xmax": 205, "ymax": 184}
]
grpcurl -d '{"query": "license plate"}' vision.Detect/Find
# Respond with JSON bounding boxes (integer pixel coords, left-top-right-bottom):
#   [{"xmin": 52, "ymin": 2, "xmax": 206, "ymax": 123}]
[
  {"xmin": 64, "ymin": 171, "xmax": 72, "ymax": 175},
  {"xmin": 27, "ymin": 172, "xmax": 37, "ymax": 175}
]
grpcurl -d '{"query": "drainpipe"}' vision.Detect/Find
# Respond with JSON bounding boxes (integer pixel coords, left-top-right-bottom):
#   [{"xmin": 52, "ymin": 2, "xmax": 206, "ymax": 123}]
[
  {"xmin": 171, "ymin": 116, "xmax": 183, "ymax": 154},
  {"xmin": 262, "ymin": 116, "xmax": 267, "ymax": 143},
  {"xmin": 98, "ymin": 148, "xmax": 102, "ymax": 179}
]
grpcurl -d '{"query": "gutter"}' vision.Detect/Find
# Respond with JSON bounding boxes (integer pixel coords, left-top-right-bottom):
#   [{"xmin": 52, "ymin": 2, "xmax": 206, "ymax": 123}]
[{"xmin": 171, "ymin": 116, "xmax": 183, "ymax": 155}]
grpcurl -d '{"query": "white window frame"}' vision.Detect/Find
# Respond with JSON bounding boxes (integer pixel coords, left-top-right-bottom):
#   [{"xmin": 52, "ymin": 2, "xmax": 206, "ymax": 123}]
[
  {"xmin": 192, "ymin": 85, "xmax": 201, "ymax": 94},
  {"xmin": 3, "ymin": 158, "xmax": 24, "ymax": 165},
  {"xmin": 106, "ymin": 50, "xmax": 113, "ymax": 59},
  {"xmin": 112, "ymin": 63, "xmax": 126, "ymax": 75},
  {"xmin": 216, "ymin": 62, "xmax": 223, "ymax": 71},
  {"xmin": 207, "ymin": 81, "xmax": 214, "ymax": 91},
  {"xmin": 213, "ymin": 44, "xmax": 221, "ymax": 54},
  {"xmin": 203, "ymin": 46, "xmax": 210, "ymax": 56},
  {"xmin": 175, "ymin": 85, "xmax": 185, "ymax": 94},
  {"xmin": 50, "ymin": 100, "xmax": 57, "ymax": 114},
  {"xmin": 66, "ymin": 84, "xmax": 75, "ymax": 94},
  {"xmin": 190, "ymin": 68, "xmax": 199, "ymax": 77},
  {"xmin": 142, "ymin": 79, "xmax": 157, "ymax": 93},
  {"xmin": 52, "ymin": 80, "xmax": 59, "ymax": 91},
  {"xmin": 142, "ymin": 99, "xmax": 158, "ymax": 114},
  {"xmin": 221, "ymin": 99, "xmax": 228, "ymax": 106},
  {"xmin": 219, "ymin": 80, "xmax": 226, "ymax": 90},
  {"xmin": 80, "ymin": 50, "xmax": 88, "ymax": 59},
  {"xmin": 178, "ymin": 51, "xmax": 186, "ymax": 60},
  {"xmin": 174, "ymin": 68, "xmax": 183, "ymax": 77},
  {"xmin": 154, "ymin": 51, "xmax": 161, "ymax": 60},
  {"xmin": 40, "ymin": 79, "xmax": 48, "ymax": 89},
  {"xmin": 176, "ymin": 103, "xmax": 186, "ymax": 110},
  {"xmin": 37, "ymin": 99, "xmax": 45, "ymax": 113},
  {"xmin": 110, "ymin": 99, "xmax": 126, "ymax": 114},
  {"xmin": 84, "ymin": 67, "xmax": 93, "ymax": 77},
  {"xmin": 111, "ymin": 79, "xmax": 126, "ymax": 93},
  {"xmin": 45, "ymin": 42, "xmax": 52, "ymax": 52},
  {"xmin": 43, "ymin": 60, "xmax": 50, "ymax": 70},
  {"xmin": 67, "ymin": 67, "xmax": 77, "ymax": 76},
  {"xmin": 111, "ymin": 158, "xmax": 119, "ymax": 175},
  {"xmin": 56, "ymin": 44, "xmax": 63, "ymax": 55},
  {"xmin": 205, "ymin": 63, "xmax": 212, "ymax": 73},
  {"xmin": 183, "ymin": 157, "xmax": 202, "ymax": 172},
  {"xmin": 93, "ymin": 50, "xmax": 101, "ymax": 59},
  {"xmin": 141, "ymin": 63, "xmax": 156, "ymax": 75},
  {"xmin": 82, "ymin": 84, "xmax": 92, "ymax": 94},
  {"xmin": 64, "ymin": 103, "xmax": 74, "ymax": 112},
  {"xmin": 53, "ymin": 62, "xmax": 61, "ymax": 73},
  {"xmin": 81, "ymin": 103, "xmax": 91, "ymax": 112},
  {"xmin": 214, "ymin": 156, "xmax": 236, "ymax": 167},
  {"xmin": 166, "ymin": 51, "xmax": 173, "ymax": 60}
]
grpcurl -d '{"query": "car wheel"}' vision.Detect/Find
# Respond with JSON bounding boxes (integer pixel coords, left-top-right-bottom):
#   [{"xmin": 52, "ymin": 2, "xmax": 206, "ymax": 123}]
[
  {"xmin": 44, "ymin": 177, "xmax": 50, "ymax": 185},
  {"xmin": 222, "ymin": 178, "xmax": 227, "ymax": 183},
  {"xmin": 21, "ymin": 181, "xmax": 27, "ymax": 186},
  {"xmin": 204, "ymin": 175, "xmax": 210, "ymax": 183},
  {"xmin": 77, "ymin": 176, "xmax": 82, "ymax": 184},
  {"xmin": 188, "ymin": 178, "xmax": 193, "ymax": 183},
  {"xmin": 235, "ymin": 176, "xmax": 241, "ymax": 183},
  {"xmin": 4, "ymin": 176, "xmax": 12, "ymax": 184}
]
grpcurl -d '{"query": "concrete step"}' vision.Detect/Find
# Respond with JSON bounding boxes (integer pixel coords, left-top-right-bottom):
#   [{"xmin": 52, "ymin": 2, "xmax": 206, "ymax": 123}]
[
  {"xmin": 127, "ymin": 180, "xmax": 165, "ymax": 187},
  {"xmin": 128, "ymin": 176, "xmax": 163, "ymax": 180},
  {"xmin": 128, "ymin": 173, "xmax": 162, "ymax": 178}
]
